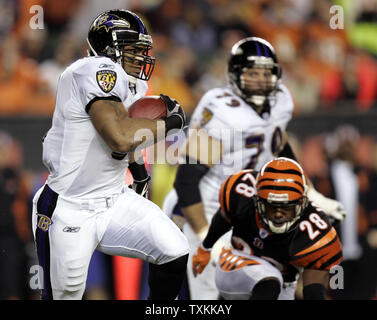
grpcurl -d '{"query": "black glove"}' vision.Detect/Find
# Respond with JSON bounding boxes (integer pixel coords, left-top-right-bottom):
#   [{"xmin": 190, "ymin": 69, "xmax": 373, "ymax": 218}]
[
  {"xmin": 130, "ymin": 176, "xmax": 150, "ymax": 198},
  {"xmin": 128, "ymin": 161, "xmax": 150, "ymax": 198},
  {"xmin": 160, "ymin": 94, "xmax": 186, "ymax": 132}
]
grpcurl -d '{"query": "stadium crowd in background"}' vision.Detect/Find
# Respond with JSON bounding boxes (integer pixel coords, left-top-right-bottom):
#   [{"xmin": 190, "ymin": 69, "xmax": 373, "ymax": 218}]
[{"xmin": 0, "ymin": 0, "xmax": 376, "ymax": 116}]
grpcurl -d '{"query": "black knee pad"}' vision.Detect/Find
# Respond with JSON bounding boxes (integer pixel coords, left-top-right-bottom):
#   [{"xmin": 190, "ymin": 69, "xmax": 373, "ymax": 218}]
[
  {"xmin": 167, "ymin": 254, "xmax": 189, "ymax": 272},
  {"xmin": 250, "ymin": 278, "xmax": 281, "ymax": 300},
  {"xmin": 148, "ymin": 254, "xmax": 189, "ymax": 300},
  {"xmin": 151, "ymin": 254, "xmax": 188, "ymax": 273}
]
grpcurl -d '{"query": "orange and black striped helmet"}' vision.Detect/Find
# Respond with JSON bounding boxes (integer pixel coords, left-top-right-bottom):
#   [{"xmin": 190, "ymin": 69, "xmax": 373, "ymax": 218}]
[{"xmin": 256, "ymin": 157, "xmax": 308, "ymax": 233}]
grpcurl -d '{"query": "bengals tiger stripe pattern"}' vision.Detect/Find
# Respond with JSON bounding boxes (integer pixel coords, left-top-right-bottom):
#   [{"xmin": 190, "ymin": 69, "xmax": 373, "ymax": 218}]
[
  {"xmin": 219, "ymin": 169, "xmax": 256, "ymax": 220},
  {"xmin": 257, "ymin": 157, "xmax": 307, "ymax": 202},
  {"xmin": 289, "ymin": 227, "xmax": 343, "ymax": 270},
  {"xmin": 219, "ymin": 248, "xmax": 260, "ymax": 272}
]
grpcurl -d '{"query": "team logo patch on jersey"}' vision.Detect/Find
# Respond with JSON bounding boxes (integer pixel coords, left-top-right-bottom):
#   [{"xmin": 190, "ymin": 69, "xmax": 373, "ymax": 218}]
[
  {"xmin": 200, "ymin": 107, "xmax": 214, "ymax": 127},
  {"xmin": 96, "ymin": 70, "xmax": 117, "ymax": 93},
  {"xmin": 37, "ymin": 214, "xmax": 53, "ymax": 232}
]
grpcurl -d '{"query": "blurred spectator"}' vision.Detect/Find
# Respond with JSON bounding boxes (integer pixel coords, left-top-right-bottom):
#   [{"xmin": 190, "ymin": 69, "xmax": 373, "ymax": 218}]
[
  {"xmin": 324, "ymin": 125, "xmax": 362, "ymax": 262},
  {"xmin": 0, "ymin": 34, "xmax": 54, "ymax": 115},
  {"xmin": 0, "ymin": 0, "xmax": 19, "ymax": 44},
  {"xmin": 283, "ymin": 57, "xmax": 321, "ymax": 114},
  {"xmin": 170, "ymin": 1, "xmax": 217, "ymax": 64},
  {"xmin": 0, "ymin": 0, "xmax": 375, "ymax": 116},
  {"xmin": 150, "ymin": 44, "xmax": 197, "ymax": 114},
  {"xmin": 208, "ymin": 0, "xmax": 251, "ymax": 46},
  {"xmin": 40, "ymin": 34, "xmax": 80, "ymax": 94},
  {"xmin": 67, "ymin": 0, "xmax": 132, "ymax": 44},
  {"xmin": 346, "ymin": 0, "xmax": 377, "ymax": 56},
  {"xmin": 0, "ymin": 131, "xmax": 32, "ymax": 299},
  {"xmin": 352, "ymin": 135, "xmax": 377, "ymax": 299},
  {"xmin": 303, "ymin": 126, "xmax": 377, "ymax": 300},
  {"xmin": 353, "ymin": 50, "xmax": 377, "ymax": 111},
  {"xmin": 193, "ymin": 56, "xmax": 227, "ymax": 99}
]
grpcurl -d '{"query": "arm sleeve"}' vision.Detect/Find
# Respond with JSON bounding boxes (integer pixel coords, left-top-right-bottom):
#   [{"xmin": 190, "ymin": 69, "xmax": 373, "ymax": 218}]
[
  {"xmin": 202, "ymin": 208, "xmax": 232, "ymax": 249},
  {"xmin": 174, "ymin": 157, "xmax": 210, "ymax": 207}
]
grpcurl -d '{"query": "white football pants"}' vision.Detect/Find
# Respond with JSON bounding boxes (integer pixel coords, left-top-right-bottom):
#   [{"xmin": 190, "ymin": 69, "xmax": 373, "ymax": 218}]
[
  {"xmin": 215, "ymin": 248, "xmax": 296, "ymax": 300},
  {"xmin": 32, "ymin": 184, "xmax": 189, "ymax": 300}
]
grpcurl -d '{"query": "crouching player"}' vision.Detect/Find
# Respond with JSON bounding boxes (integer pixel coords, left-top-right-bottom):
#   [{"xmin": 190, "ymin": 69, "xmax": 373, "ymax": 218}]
[{"xmin": 192, "ymin": 158, "xmax": 343, "ymax": 300}]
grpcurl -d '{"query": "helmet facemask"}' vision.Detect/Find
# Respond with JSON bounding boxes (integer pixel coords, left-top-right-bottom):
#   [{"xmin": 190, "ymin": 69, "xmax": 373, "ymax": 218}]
[
  {"xmin": 255, "ymin": 157, "xmax": 308, "ymax": 234},
  {"xmin": 111, "ymin": 30, "xmax": 155, "ymax": 81},
  {"xmin": 256, "ymin": 196, "xmax": 307, "ymax": 234},
  {"xmin": 238, "ymin": 59, "xmax": 278, "ymax": 108},
  {"xmin": 105, "ymin": 30, "xmax": 155, "ymax": 81},
  {"xmin": 228, "ymin": 37, "xmax": 282, "ymax": 114}
]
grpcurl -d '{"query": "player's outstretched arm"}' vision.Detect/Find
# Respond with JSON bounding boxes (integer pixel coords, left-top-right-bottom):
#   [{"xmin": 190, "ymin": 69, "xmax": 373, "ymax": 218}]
[
  {"xmin": 192, "ymin": 208, "xmax": 232, "ymax": 276},
  {"xmin": 174, "ymin": 129, "xmax": 222, "ymax": 239}
]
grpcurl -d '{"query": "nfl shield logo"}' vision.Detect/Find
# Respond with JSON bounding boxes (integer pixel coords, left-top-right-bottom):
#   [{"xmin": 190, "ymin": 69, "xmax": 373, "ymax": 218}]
[{"xmin": 96, "ymin": 70, "xmax": 117, "ymax": 93}]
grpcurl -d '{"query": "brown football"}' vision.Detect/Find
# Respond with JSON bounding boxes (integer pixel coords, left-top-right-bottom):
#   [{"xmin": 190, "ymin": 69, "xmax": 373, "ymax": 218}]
[{"xmin": 128, "ymin": 95, "xmax": 167, "ymax": 120}]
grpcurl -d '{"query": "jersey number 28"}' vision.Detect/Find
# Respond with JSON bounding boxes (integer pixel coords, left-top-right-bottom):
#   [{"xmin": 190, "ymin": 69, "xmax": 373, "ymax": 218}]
[{"xmin": 299, "ymin": 213, "xmax": 328, "ymax": 240}]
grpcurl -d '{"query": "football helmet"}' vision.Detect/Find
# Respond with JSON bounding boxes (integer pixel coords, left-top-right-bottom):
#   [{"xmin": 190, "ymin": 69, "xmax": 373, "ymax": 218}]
[
  {"xmin": 228, "ymin": 37, "xmax": 281, "ymax": 113},
  {"xmin": 87, "ymin": 9, "xmax": 155, "ymax": 81},
  {"xmin": 255, "ymin": 157, "xmax": 308, "ymax": 233}
]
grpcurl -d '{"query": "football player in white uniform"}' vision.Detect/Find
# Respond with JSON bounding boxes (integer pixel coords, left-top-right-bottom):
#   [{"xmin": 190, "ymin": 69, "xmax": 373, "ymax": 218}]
[
  {"xmin": 31, "ymin": 10, "xmax": 189, "ymax": 300},
  {"xmin": 163, "ymin": 37, "xmax": 346, "ymax": 299}
]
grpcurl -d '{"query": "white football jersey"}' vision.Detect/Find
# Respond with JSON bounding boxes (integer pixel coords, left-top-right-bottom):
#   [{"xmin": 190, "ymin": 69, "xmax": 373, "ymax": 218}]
[
  {"xmin": 189, "ymin": 84, "xmax": 293, "ymax": 217},
  {"xmin": 43, "ymin": 56, "xmax": 148, "ymax": 198}
]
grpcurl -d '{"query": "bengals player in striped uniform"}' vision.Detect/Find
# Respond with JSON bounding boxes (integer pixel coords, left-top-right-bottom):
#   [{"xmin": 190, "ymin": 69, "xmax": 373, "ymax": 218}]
[{"xmin": 192, "ymin": 158, "xmax": 343, "ymax": 300}]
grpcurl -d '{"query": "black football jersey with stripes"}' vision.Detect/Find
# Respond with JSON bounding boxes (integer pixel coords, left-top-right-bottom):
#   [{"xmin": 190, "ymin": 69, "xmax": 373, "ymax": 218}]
[{"xmin": 218, "ymin": 170, "xmax": 343, "ymax": 282}]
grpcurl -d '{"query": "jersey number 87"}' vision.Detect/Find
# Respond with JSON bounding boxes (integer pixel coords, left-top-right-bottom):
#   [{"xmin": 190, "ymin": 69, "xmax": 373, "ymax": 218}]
[{"xmin": 235, "ymin": 172, "xmax": 257, "ymax": 198}]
